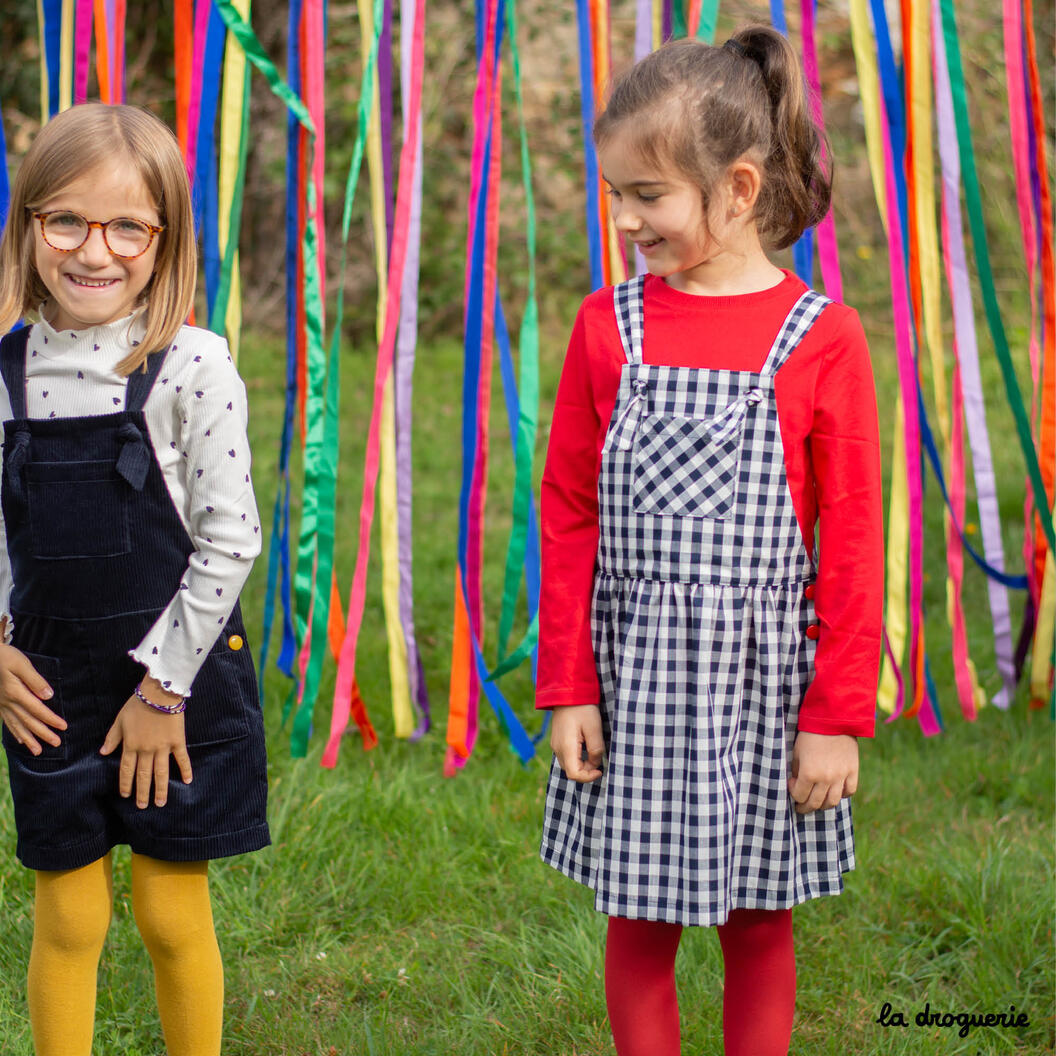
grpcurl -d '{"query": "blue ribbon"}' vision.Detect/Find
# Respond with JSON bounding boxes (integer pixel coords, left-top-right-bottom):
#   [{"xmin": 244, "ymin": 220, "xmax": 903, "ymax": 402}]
[
  {"xmin": 259, "ymin": 0, "xmax": 303, "ymax": 694},
  {"xmin": 574, "ymin": 0, "xmax": 603, "ymax": 291},
  {"xmin": 916, "ymin": 380, "xmax": 1029, "ymax": 590},
  {"xmin": 455, "ymin": 0, "xmax": 534, "ymax": 763},
  {"xmin": 42, "ymin": 0, "xmax": 62, "ymax": 119},
  {"xmin": 196, "ymin": 2, "xmax": 226, "ymax": 319},
  {"xmin": 768, "ymin": 0, "xmax": 815, "ymax": 284},
  {"xmin": 0, "ymin": 111, "xmax": 9, "ymax": 231}
]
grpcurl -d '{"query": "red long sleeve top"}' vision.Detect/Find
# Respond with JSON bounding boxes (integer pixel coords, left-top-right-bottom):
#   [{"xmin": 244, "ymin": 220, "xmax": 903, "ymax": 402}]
[{"xmin": 536, "ymin": 271, "xmax": 883, "ymax": 738}]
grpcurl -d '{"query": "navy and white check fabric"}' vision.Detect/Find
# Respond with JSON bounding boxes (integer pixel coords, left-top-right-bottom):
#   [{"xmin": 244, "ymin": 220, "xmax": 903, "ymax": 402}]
[{"xmin": 541, "ymin": 276, "xmax": 855, "ymax": 926}]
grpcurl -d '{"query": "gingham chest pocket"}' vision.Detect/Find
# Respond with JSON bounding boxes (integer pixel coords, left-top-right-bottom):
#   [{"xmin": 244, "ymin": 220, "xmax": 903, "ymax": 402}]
[{"xmin": 631, "ymin": 387, "xmax": 764, "ymax": 519}]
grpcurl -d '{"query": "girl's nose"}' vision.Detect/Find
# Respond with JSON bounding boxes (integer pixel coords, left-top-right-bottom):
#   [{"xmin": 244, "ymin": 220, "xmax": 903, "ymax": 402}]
[
  {"xmin": 612, "ymin": 202, "xmax": 642, "ymax": 233},
  {"xmin": 76, "ymin": 225, "xmax": 113, "ymax": 266}
]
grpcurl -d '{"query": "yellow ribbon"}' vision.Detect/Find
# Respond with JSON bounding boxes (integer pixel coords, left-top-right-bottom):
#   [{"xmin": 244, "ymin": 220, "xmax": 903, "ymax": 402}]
[
  {"xmin": 1031, "ymin": 511, "xmax": 1056, "ymax": 702},
  {"xmin": 59, "ymin": 0, "xmax": 74, "ymax": 113},
  {"xmin": 850, "ymin": 0, "xmax": 909, "ymax": 714},
  {"xmin": 217, "ymin": 0, "xmax": 250, "ymax": 362},
  {"xmin": 359, "ymin": 0, "xmax": 413, "ymax": 737}
]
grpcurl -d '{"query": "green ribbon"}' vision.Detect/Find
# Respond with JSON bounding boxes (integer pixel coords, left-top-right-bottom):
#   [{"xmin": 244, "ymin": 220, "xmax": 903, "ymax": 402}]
[
  {"xmin": 290, "ymin": 0, "xmax": 384, "ymax": 755},
  {"xmin": 210, "ymin": 2, "xmax": 316, "ymax": 337},
  {"xmin": 939, "ymin": 0, "xmax": 1055, "ymax": 558},
  {"xmin": 672, "ymin": 1, "xmax": 686, "ymax": 39},
  {"xmin": 208, "ymin": 59, "xmax": 249, "ymax": 336},
  {"xmin": 490, "ymin": 0, "xmax": 541, "ymax": 680},
  {"xmin": 696, "ymin": 0, "xmax": 719, "ymax": 43},
  {"xmin": 211, "ymin": 0, "xmax": 380, "ymax": 754}
]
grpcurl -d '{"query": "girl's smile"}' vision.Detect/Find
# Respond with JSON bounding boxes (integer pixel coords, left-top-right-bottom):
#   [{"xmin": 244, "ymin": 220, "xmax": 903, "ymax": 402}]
[{"xmin": 33, "ymin": 162, "xmax": 161, "ymax": 334}]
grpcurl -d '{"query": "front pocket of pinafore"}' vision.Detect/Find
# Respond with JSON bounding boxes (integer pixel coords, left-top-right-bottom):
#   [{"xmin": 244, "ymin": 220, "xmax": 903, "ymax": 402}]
[
  {"xmin": 1, "ymin": 652, "xmax": 67, "ymax": 763},
  {"xmin": 631, "ymin": 391, "xmax": 762, "ymax": 519},
  {"xmin": 26, "ymin": 461, "xmax": 131, "ymax": 559}
]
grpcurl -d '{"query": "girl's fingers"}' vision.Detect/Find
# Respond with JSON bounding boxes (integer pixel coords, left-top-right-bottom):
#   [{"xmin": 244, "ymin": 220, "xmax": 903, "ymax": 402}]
[
  {"xmin": 3, "ymin": 715, "xmax": 42, "ymax": 755},
  {"xmin": 136, "ymin": 757, "xmax": 155, "ymax": 809},
  {"xmin": 118, "ymin": 747, "xmax": 136, "ymax": 798},
  {"xmin": 153, "ymin": 753, "xmax": 169, "ymax": 807},
  {"xmin": 5, "ymin": 683, "xmax": 65, "ymax": 730},
  {"xmin": 172, "ymin": 744, "xmax": 193, "ymax": 786},
  {"xmin": 19, "ymin": 711, "xmax": 62, "ymax": 747},
  {"xmin": 99, "ymin": 721, "xmax": 121, "ymax": 757}
]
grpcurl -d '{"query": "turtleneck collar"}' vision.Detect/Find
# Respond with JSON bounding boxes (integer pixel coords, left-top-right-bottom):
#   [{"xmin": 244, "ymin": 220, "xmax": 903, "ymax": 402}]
[{"xmin": 36, "ymin": 303, "xmax": 147, "ymax": 355}]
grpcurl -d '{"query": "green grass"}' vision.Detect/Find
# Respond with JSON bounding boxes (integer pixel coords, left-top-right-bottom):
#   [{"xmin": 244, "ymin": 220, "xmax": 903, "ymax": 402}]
[{"xmin": 0, "ymin": 324, "xmax": 1050, "ymax": 1055}]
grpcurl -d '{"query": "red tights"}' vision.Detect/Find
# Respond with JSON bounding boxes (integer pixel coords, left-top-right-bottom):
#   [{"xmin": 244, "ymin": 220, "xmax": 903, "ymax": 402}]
[{"xmin": 604, "ymin": 909, "xmax": 795, "ymax": 1056}]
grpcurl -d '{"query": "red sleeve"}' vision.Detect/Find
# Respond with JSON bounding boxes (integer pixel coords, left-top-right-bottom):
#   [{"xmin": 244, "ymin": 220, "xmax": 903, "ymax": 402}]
[
  {"xmin": 798, "ymin": 309, "xmax": 883, "ymax": 738},
  {"xmin": 536, "ymin": 305, "xmax": 604, "ymax": 709}
]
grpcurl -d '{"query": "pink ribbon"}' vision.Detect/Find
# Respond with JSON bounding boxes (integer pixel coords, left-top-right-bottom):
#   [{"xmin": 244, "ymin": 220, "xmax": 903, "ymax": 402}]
[
  {"xmin": 800, "ymin": 0, "xmax": 843, "ymax": 302},
  {"xmin": 75, "ymin": 0, "xmax": 93, "ymax": 105},
  {"xmin": 324, "ymin": 0, "xmax": 427, "ymax": 767}
]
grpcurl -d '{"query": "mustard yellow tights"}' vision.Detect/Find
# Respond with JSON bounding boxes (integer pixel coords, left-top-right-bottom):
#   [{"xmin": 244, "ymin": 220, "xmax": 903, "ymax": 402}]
[{"xmin": 28, "ymin": 852, "xmax": 223, "ymax": 1056}]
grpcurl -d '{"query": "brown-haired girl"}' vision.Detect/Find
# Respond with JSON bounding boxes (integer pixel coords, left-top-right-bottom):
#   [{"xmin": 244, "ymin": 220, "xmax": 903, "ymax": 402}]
[
  {"xmin": 537, "ymin": 27, "xmax": 883, "ymax": 1056},
  {"xmin": 0, "ymin": 103, "xmax": 268, "ymax": 1056}
]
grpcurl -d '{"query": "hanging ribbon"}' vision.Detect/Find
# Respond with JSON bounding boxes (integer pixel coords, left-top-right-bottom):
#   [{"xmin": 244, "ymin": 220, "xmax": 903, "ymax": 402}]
[
  {"xmin": 939, "ymin": 0, "xmax": 1055, "ymax": 563},
  {"xmin": 444, "ymin": 0, "xmax": 536, "ymax": 770},
  {"xmin": 359, "ymin": 0, "xmax": 415, "ymax": 739},
  {"xmin": 489, "ymin": 0, "xmax": 543, "ymax": 683},
  {"xmin": 0, "ymin": 107, "xmax": 8, "ymax": 231},
  {"xmin": 907, "ymin": 0, "xmax": 982, "ymax": 720},
  {"xmin": 932, "ymin": 0, "xmax": 1017, "ymax": 707},
  {"xmin": 210, "ymin": 0, "xmax": 251, "ymax": 361},
  {"xmin": 256, "ymin": 0, "xmax": 302, "ymax": 701},
  {"xmin": 575, "ymin": 0, "xmax": 603, "ymax": 291},
  {"xmin": 196, "ymin": 2, "xmax": 226, "ymax": 318},
  {"xmin": 323, "ymin": 0, "xmax": 428, "ymax": 766},
  {"xmin": 73, "ymin": 0, "xmax": 92, "ymax": 105},
  {"xmin": 799, "ymin": 0, "xmax": 843, "ymax": 302},
  {"xmin": 394, "ymin": 0, "xmax": 432, "ymax": 739}
]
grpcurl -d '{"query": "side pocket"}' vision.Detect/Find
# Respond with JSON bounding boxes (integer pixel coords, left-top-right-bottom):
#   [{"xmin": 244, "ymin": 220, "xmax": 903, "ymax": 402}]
[
  {"xmin": 1, "ymin": 652, "xmax": 67, "ymax": 762},
  {"xmin": 184, "ymin": 637, "xmax": 256, "ymax": 746}
]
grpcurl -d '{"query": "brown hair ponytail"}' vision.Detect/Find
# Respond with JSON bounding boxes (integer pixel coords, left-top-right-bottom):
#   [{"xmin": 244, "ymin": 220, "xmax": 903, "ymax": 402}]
[
  {"xmin": 728, "ymin": 25, "xmax": 831, "ymax": 249},
  {"xmin": 593, "ymin": 25, "xmax": 831, "ymax": 251}
]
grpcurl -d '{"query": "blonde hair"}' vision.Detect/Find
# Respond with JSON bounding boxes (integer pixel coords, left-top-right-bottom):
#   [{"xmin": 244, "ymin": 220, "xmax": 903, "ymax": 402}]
[
  {"xmin": 0, "ymin": 103, "xmax": 196, "ymax": 375},
  {"xmin": 594, "ymin": 27, "xmax": 831, "ymax": 251}
]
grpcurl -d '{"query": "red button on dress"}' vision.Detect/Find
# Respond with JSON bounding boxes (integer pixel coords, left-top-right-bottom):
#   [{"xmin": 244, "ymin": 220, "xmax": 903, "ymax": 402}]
[
  {"xmin": 805, "ymin": 624, "xmax": 821, "ymax": 640},
  {"xmin": 804, "ymin": 584, "xmax": 816, "ymax": 600}
]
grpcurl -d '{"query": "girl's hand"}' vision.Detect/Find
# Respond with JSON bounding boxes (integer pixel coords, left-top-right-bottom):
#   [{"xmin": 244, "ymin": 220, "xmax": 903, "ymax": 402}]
[
  {"xmin": 788, "ymin": 732, "xmax": 858, "ymax": 814},
  {"xmin": 550, "ymin": 704, "xmax": 605, "ymax": 783},
  {"xmin": 99, "ymin": 676, "xmax": 193, "ymax": 809},
  {"xmin": 0, "ymin": 643, "xmax": 65, "ymax": 754}
]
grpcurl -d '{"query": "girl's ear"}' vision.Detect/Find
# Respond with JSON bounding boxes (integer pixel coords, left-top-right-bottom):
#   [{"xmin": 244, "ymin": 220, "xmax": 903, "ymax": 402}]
[{"xmin": 727, "ymin": 159, "xmax": 763, "ymax": 218}]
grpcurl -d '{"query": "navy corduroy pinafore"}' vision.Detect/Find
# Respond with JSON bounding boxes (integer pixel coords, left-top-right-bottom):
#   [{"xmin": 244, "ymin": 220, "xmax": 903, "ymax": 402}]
[{"xmin": 0, "ymin": 326, "xmax": 269, "ymax": 871}]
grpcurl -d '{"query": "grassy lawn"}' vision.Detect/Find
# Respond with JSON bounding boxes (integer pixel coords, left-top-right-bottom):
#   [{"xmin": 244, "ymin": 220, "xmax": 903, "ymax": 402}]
[{"xmin": 0, "ymin": 317, "xmax": 1050, "ymax": 1055}]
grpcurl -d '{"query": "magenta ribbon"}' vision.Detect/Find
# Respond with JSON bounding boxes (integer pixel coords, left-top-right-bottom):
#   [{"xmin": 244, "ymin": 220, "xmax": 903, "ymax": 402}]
[
  {"xmin": 325, "ymin": 0, "xmax": 427, "ymax": 767},
  {"xmin": 879, "ymin": 89, "xmax": 938, "ymax": 734},
  {"xmin": 800, "ymin": 0, "xmax": 843, "ymax": 301},
  {"xmin": 931, "ymin": 0, "xmax": 1016, "ymax": 707},
  {"xmin": 74, "ymin": 0, "xmax": 93, "ymax": 104}
]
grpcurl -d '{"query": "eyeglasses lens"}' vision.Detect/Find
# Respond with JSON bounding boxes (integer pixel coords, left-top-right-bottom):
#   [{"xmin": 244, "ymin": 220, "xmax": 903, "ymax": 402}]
[{"xmin": 42, "ymin": 213, "xmax": 152, "ymax": 258}]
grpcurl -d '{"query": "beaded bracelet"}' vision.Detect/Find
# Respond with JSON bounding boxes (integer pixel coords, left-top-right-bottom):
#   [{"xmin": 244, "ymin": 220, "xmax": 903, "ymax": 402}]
[{"xmin": 134, "ymin": 683, "xmax": 187, "ymax": 715}]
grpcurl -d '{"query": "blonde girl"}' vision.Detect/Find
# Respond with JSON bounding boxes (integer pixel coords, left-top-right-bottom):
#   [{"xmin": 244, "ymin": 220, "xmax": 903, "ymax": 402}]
[{"xmin": 0, "ymin": 103, "xmax": 268, "ymax": 1056}]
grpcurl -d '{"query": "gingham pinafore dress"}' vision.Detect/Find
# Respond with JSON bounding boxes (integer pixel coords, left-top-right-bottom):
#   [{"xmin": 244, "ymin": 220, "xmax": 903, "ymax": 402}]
[{"xmin": 540, "ymin": 276, "xmax": 855, "ymax": 926}]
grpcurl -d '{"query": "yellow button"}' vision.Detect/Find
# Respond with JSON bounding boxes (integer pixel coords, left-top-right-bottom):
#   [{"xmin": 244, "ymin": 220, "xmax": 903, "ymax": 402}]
[{"xmin": 228, "ymin": 635, "xmax": 244, "ymax": 651}]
